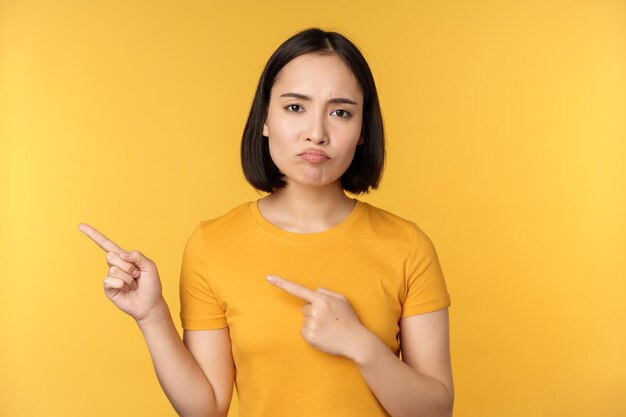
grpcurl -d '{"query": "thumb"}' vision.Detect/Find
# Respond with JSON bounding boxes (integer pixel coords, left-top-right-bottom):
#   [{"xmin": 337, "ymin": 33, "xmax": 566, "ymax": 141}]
[{"xmin": 120, "ymin": 250, "xmax": 155, "ymax": 271}]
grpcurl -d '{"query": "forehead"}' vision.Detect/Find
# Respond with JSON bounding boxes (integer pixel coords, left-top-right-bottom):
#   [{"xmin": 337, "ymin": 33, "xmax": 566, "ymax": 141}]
[{"xmin": 272, "ymin": 53, "xmax": 362, "ymax": 100}]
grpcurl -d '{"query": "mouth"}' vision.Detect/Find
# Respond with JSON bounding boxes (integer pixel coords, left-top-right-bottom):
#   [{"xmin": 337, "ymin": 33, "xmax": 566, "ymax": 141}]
[
  {"xmin": 299, "ymin": 152, "xmax": 330, "ymax": 163},
  {"xmin": 298, "ymin": 149, "xmax": 330, "ymax": 158}
]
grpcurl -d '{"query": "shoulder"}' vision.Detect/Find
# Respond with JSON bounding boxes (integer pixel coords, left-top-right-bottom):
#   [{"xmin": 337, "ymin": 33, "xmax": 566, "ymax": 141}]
[
  {"xmin": 187, "ymin": 201, "xmax": 253, "ymax": 245},
  {"xmin": 358, "ymin": 202, "xmax": 439, "ymax": 257},
  {"xmin": 359, "ymin": 201, "xmax": 425, "ymax": 240},
  {"xmin": 198, "ymin": 201, "xmax": 251, "ymax": 228}
]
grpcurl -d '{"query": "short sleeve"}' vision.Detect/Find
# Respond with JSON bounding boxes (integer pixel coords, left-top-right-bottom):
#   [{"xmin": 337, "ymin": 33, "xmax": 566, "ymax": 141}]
[
  {"xmin": 401, "ymin": 223, "xmax": 452, "ymax": 318},
  {"xmin": 179, "ymin": 222, "xmax": 228, "ymax": 330}
]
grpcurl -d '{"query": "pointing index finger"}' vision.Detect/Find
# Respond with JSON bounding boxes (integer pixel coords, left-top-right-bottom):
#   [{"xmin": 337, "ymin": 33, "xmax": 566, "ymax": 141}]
[
  {"xmin": 267, "ymin": 275, "xmax": 318, "ymax": 303},
  {"xmin": 77, "ymin": 223, "xmax": 124, "ymax": 253}
]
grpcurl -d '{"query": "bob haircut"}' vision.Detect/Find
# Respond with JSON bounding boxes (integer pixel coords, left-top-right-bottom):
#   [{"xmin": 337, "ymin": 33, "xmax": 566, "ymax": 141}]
[{"xmin": 240, "ymin": 27, "xmax": 385, "ymax": 195}]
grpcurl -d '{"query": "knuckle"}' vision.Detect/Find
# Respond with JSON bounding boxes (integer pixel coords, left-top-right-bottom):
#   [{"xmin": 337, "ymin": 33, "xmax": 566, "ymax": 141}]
[
  {"xmin": 104, "ymin": 277, "xmax": 120, "ymax": 288},
  {"xmin": 109, "ymin": 265, "xmax": 118, "ymax": 274}
]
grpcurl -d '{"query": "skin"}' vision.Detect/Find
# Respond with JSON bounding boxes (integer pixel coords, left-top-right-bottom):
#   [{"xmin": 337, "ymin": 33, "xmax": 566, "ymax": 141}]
[
  {"xmin": 259, "ymin": 53, "xmax": 372, "ymax": 359},
  {"xmin": 266, "ymin": 274, "xmax": 369, "ymax": 361},
  {"xmin": 262, "ymin": 53, "xmax": 454, "ymax": 416},
  {"xmin": 78, "ymin": 224, "xmax": 225, "ymax": 417},
  {"xmin": 77, "ymin": 223, "xmax": 163, "ymax": 322},
  {"xmin": 78, "ymin": 51, "xmax": 453, "ymax": 417},
  {"xmin": 259, "ymin": 52, "xmax": 364, "ymax": 232}
]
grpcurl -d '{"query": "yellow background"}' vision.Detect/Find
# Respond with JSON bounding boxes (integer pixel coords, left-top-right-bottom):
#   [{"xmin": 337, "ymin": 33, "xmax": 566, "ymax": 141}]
[{"xmin": 1, "ymin": 1, "xmax": 624, "ymax": 416}]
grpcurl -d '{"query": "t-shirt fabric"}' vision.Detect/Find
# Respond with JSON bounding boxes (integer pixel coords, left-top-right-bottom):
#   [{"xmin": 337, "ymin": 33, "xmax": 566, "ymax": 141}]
[{"xmin": 179, "ymin": 199, "xmax": 451, "ymax": 417}]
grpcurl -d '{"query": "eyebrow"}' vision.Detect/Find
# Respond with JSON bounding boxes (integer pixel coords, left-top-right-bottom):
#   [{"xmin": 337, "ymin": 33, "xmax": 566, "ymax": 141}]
[{"xmin": 279, "ymin": 92, "xmax": 359, "ymax": 106}]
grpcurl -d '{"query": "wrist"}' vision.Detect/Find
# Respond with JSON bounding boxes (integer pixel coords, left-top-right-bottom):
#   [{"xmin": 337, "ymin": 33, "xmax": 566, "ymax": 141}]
[
  {"xmin": 350, "ymin": 325, "xmax": 379, "ymax": 367},
  {"xmin": 135, "ymin": 298, "xmax": 169, "ymax": 329}
]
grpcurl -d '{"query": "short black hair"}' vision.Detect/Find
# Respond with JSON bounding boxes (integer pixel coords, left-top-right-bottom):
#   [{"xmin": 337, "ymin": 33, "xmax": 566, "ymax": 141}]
[{"xmin": 240, "ymin": 27, "xmax": 385, "ymax": 195}]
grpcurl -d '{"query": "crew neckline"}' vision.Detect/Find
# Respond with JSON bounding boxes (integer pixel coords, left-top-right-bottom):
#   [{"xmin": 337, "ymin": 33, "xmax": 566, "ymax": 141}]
[{"xmin": 248, "ymin": 198, "xmax": 365, "ymax": 243}]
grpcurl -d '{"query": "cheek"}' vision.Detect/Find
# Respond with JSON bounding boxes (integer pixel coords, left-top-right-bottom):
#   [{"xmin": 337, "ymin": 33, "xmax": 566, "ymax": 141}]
[
  {"xmin": 267, "ymin": 116, "xmax": 297, "ymax": 145},
  {"xmin": 267, "ymin": 140, "xmax": 282, "ymax": 161},
  {"xmin": 267, "ymin": 122, "xmax": 302, "ymax": 160},
  {"xmin": 338, "ymin": 124, "xmax": 362, "ymax": 156},
  {"xmin": 267, "ymin": 134, "xmax": 293, "ymax": 168},
  {"xmin": 337, "ymin": 147, "xmax": 358, "ymax": 169}
]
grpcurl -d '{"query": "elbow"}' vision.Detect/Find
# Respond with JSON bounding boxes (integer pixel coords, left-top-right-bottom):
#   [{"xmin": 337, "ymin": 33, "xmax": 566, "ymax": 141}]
[
  {"xmin": 444, "ymin": 401, "xmax": 454, "ymax": 417},
  {"xmin": 430, "ymin": 398, "xmax": 453, "ymax": 417},
  {"xmin": 441, "ymin": 389, "xmax": 454, "ymax": 417},
  {"xmin": 433, "ymin": 381, "xmax": 454, "ymax": 417}
]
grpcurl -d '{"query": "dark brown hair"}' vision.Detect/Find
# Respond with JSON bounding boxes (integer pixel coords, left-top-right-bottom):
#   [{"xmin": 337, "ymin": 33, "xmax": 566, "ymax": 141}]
[{"xmin": 240, "ymin": 27, "xmax": 385, "ymax": 195}]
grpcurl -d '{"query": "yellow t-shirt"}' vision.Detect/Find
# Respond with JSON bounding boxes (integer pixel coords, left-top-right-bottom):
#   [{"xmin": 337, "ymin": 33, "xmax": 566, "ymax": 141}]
[{"xmin": 179, "ymin": 199, "xmax": 451, "ymax": 417}]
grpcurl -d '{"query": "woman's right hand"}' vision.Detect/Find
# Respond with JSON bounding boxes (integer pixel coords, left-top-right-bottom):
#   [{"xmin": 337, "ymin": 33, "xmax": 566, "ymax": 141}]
[{"xmin": 78, "ymin": 223, "xmax": 165, "ymax": 323}]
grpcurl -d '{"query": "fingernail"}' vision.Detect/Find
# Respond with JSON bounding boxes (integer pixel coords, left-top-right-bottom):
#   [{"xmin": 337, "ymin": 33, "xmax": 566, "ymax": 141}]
[
  {"xmin": 267, "ymin": 275, "xmax": 276, "ymax": 283},
  {"xmin": 133, "ymin": 269, "xmax": 140, "ymax": 278}
]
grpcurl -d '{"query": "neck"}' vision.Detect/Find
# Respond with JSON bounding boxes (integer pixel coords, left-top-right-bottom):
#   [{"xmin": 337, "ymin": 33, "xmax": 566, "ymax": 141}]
[{"xmin": 258, "ymin": 181, "xmax": 356, "ymax": 232}]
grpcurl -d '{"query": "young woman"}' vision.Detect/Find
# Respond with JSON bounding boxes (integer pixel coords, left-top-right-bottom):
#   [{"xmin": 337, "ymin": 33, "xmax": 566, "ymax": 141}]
[{"xmin": 79, "ymin": 28, "xmax": 453, "ymax": 417}]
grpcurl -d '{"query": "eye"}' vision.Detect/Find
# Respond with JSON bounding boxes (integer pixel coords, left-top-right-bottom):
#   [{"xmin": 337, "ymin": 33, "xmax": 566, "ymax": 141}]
[
  {"xmin": 285, "ymin": 104, "xmax": 303, "ymax": 112},
  {"xmin": 332, "ymin": 109, "xmax": 352, "ymax": 119}
]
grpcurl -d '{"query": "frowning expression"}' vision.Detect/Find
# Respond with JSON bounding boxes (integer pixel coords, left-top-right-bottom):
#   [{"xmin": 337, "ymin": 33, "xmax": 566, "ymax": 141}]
[{"xmin": 263, "ymin": 53, "xmax": 364, "ymax": 188}]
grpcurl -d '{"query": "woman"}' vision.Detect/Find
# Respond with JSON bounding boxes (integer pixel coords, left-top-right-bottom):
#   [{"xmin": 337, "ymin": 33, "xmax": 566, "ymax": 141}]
[{"xmin": 79, "ymin": 28, "xmax": 453, "ymax": 417}]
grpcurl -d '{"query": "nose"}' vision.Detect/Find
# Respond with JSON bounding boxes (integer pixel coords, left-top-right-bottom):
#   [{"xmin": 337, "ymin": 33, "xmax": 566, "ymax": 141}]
[{"xmin": 305, "ymin": 108, "xmax": 327, "ymax": 145}]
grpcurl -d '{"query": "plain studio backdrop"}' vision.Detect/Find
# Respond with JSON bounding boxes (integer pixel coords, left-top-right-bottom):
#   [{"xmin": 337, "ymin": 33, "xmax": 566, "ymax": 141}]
[{"xmin": 1, "ymin": 1, "xmax": 624, "ymax": 416}]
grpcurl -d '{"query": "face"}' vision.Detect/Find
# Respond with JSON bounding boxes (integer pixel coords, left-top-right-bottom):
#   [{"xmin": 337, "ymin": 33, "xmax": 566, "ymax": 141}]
[{"xmin": 262, "ymin": 53, "xmax": 364, "ymax": 188}]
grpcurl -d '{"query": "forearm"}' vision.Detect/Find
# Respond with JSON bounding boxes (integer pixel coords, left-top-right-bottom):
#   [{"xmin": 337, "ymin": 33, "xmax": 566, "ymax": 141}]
[
  {"xmin": 352, "ymin": 328, "xmax": 453, "ymax": 417},
  {"xmin": 137, "ymin": 300, "xmax": 219, "ymax": 417}
]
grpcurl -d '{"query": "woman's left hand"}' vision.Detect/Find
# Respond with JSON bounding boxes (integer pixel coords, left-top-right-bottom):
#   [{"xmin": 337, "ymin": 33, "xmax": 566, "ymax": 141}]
[{"xmin": 266, "ymin": 274, "xmax": 372, "ymax": 361}]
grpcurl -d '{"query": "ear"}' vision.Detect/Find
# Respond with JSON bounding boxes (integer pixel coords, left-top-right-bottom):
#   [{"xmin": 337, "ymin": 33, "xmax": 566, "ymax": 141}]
[
  {"xmin": 357, "ymin": 136, "xmax": 364, "ymax": 145},
  {"xmin": 263, "ymin": 121, "xmax": 269, "ymax": 137}
]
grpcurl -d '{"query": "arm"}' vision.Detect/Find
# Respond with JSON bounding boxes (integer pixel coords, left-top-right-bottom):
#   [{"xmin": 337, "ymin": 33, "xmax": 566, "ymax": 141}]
[
  {"xmin": 265, "ymin": 274, "xmax": 453, "ymax": 416},
  {"xmin": 352, "ymin": 307, "xmax": 454, "ymax": 417},
  {"xmin": 77, "ymin": 223, "xmax": 232, "ymax": 416},
  {"xmin": 137, "ymin": 299, "xmax": 228, "ymax": 417}
]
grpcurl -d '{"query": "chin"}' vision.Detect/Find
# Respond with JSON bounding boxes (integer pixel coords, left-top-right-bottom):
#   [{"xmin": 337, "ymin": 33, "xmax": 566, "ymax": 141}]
[
  {"xmin": 277, "ymin": 164, "xmax": 344, "ymax": 188},
  {"xmin": 289, "ymin": 176, "xmax": 342, "ymax": 189}
]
